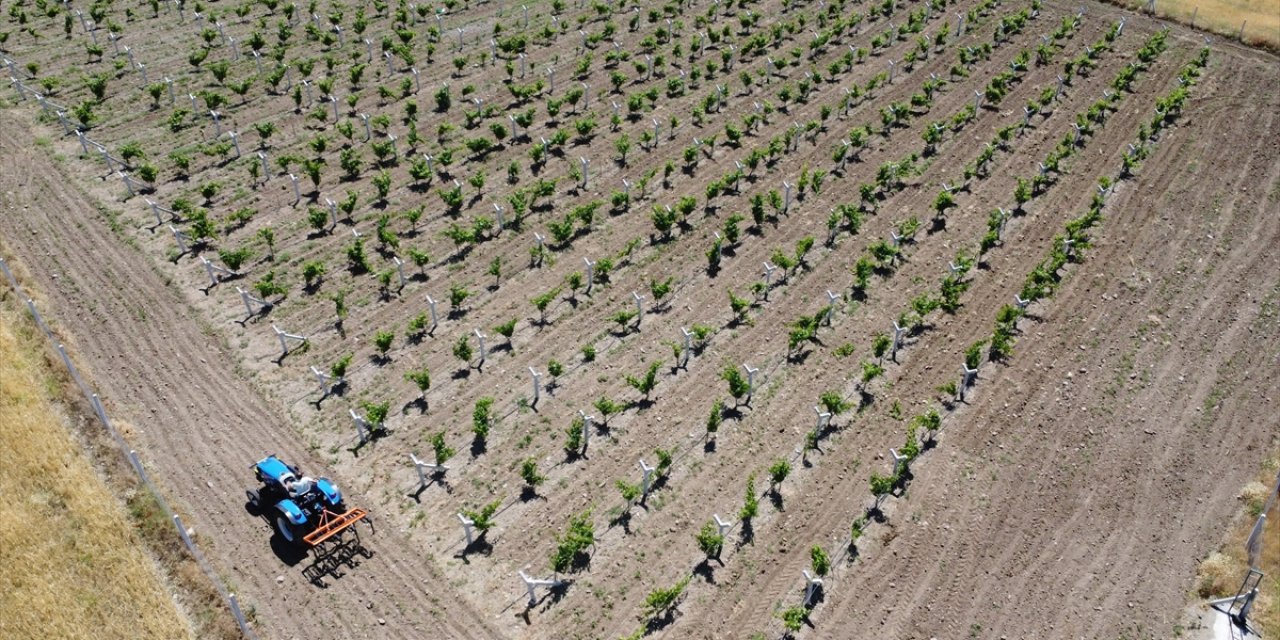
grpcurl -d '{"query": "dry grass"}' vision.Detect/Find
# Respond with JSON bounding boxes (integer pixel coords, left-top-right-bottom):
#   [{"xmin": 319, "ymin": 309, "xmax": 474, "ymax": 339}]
[
  {"xmin": 0, "ymin": 298, "xmax": 193, "ymax": 639},
  {"xmin": 1195, "ymin": 455, "xmax": 1280, "ymax": 636},
  {"xmin": 1106, "ymin": 0, "xmax": 1280, "ymax": 50}
]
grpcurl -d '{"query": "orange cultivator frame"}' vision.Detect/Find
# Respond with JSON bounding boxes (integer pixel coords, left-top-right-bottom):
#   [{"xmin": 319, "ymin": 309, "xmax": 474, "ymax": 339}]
[
  {"xmin": 301, "ymin": 507, "xmax": 375, "ymax": 585},
  {"xmin": 303, "ymin": 507, "xmax": 372, "ymax": 546}
]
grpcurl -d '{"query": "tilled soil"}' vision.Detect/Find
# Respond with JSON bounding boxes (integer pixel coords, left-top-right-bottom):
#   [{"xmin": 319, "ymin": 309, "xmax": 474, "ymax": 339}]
[
  {"xmin": 1, "ymin": 0, "xmax": 1277, "ymax": 638},
  {"xmin": 0, "ymin": 111, "xmax": 498, "ymax": 639}
]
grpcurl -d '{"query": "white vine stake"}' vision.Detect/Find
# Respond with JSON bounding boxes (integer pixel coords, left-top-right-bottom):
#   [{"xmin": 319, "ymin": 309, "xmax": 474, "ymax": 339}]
[
  {"xmin": 892, "ymin": 321, "xmax": 906, "ymax": 359},
  {"xmin": 713, "ymin": 514, "xmax": 734, "ymax": 538},
  {"xmin": 814, "ymin": 406, "xmax": 831, "ymax": 431},
  {"xmin": 457, "ymin": 513, "xmax": 475, "ymax": 547},
  {"xmin": 632, "ymin": 291, "xmax": 644, "ymax": 327},
  {"xmin": 519, "ymin": 570, "xmax": 563, "ymax": 608},
  {"xmin": 169, "ymin": 225, "xmax": 191, "ymax": 256},
  {"xmin": 200, "ymin": 256, "xmax": 236, "ymax": 288},
  {"xmin": 350, "ymin": 408, "xmax": 371, "ymax": 443},
  {"xmin": 310, "ymin": 365, "xmax": 334, "ymax": 396},
  {"xmin": 802, "ymin": 570, "xmax": 823, "ymax": 606},
  {"xmin": 409, "ymin": 452, "xmax": 447, "ymax": 489},
  {"xmin": 639, "ymin": 459, "xmax": 656, "ymax": 498},
  {"xmin": 425, "ymin": 295, "xmax": 439, "ymax": 332},
  {"xmin": 474, "ymin": 329, "xmax": 487, "ymax": 365},
  {"xmin": 579, "ymin": 410, "xmax": 594, "ymax": 453},
  {"xmin": 890, "ymin": 448, "xmax": 908, "ymax": 472},
  {"xmin": 762, "ymin": 262, "xmax": 777, "ymax": 297},
  {"xmin": 271, "ymin": 324, "xmax": 307, "ymax": 358},
  {"xmin": 744, "ymin": 363, "xmax": 759, "ymax": 401},
  {"xmin": 959, "ymin": 362, "xmax": 979, "ymax": 401}
]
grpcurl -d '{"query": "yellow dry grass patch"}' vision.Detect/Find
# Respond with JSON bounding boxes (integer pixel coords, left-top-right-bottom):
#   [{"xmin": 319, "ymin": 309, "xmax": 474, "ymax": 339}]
[
  {"xmin": 0, "ymin": 305, "xmax": 192, "ymax": 640},
  {"xmin": 1113, "ymin": 0, "xmax": 1280, "ymax": 49},
  {"xmin": 1195, "ymin": 456, "xmax": 1280, "ymax": 636}
]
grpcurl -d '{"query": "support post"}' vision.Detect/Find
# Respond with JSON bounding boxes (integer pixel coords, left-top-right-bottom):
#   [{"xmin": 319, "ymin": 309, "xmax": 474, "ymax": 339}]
[
  {"xmin": 425, "ymin": 295, "xmax": 439, "ymax": 332},
  {"xmin": 814, "ymin": 406, "xmax": 831, "ymax": 431},
  {"xmin": 632, "ymin": 291, "xmax": 643, "ymax": 327},
  {"xmin": 639, "ymin": 459, "xmax": 656, "ymax": 498},
  {"xmin": 271, "ymin": 324, "xmax": 307, "ymax": 358},
  {"xmin": 457, "ymin": 513, "xmax": 475, "ymax": 547},
  {"xmin": 169, "ymin": 225, "xmax": 191, "ymax": 256},
  {"xmin": 409, "ymin": 452, "xmax": 447, "ymax": 487},
  {"xmin": 579, "ymin": 410, "xmax": 593, "ymax": 452},
  {"xmin": 392, "ymin": 256, "xmax": 407, "ymax": 289},
  {"xmin": 762, "ymin": 262, "xmax": 777, "ymax": 296},
  {"xmin": 474, "ymin": 329, "xmax": 487, "ymax": 365},
  {"xmin": 959, "ymin": 363, "xmax": 979, "ymax": 401},
  {"xmin": 310, "ymin": 365, "xmax": 333, "ymax": 396},
  {"xmin": 890, "ymin": 447, "xmax": 908, "ymax": 472},
  {"xmin": 803, "ymin": 570, "xmax": 823, "ymax": 606},
  {"xmin": 892, "ymin": 321, "xmax": 906, "ymax": 359},
  {"xmin": 713, "ymin": 513, "xmax": 734, "ymax": 539},
  {"xmin": 350, "ymin": 408, "xmax": 371, "ymax": 442},
  {"xmin": 237, "ymin": 287, "xmax": 271, "ymax": 317},
  {"xmin": 519, "ymin": 570, "xmax": 563, "ymax": 608}
]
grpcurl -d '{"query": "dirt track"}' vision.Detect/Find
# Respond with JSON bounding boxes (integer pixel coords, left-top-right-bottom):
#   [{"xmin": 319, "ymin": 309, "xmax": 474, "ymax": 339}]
[{"xmin": 0, "ymin": 110, "xmax": 497, "ymax": 639}]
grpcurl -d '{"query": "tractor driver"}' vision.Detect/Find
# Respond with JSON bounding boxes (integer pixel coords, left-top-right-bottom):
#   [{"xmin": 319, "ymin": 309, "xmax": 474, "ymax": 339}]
[{"xmin": 290, "ymin": 475, "xmax": 316, "ymax": 498}]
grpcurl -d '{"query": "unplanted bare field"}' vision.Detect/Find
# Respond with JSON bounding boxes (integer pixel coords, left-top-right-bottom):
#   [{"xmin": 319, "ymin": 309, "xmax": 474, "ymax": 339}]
[{"xmin": 0, "ymin": 0, "xmax": 1277, "ymax": 638}]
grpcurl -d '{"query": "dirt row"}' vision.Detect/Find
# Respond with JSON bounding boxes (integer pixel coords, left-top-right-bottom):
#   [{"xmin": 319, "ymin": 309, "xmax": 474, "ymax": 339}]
[
  {"xmin": 1, "ymin": 0, "xmax": 1277, "ymax": 637},
  {"xmin": 0, "ymin": 109, "xmax": 498, "ymax": 639}
]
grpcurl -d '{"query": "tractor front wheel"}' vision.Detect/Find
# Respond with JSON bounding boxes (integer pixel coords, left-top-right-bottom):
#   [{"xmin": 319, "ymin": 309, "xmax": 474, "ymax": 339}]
[{"xmin": 245, "ymin": 489, "xmax": 260, "ymax": 511}]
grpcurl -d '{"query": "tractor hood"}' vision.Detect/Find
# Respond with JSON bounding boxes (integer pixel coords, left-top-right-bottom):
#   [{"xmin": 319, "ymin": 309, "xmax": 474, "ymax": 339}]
[
  {"xmin": 276, "ymin": 499, "xmax": 307, "ymax": 525},
  {"xmin": 256, "ymin": 456, "xmax": 292, "ymax": 483}
]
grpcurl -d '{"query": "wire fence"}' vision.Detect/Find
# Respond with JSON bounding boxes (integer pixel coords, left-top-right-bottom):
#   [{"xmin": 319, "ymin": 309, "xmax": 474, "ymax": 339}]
[{"xmin": 0, "ymin": 256, "xmax": 256, "ymax": 639}]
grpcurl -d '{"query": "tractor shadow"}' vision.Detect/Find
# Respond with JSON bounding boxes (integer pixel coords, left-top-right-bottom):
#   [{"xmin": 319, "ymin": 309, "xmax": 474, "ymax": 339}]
[
  {"xmin": 269, "ymin": 533, "xmax": 310, "ymax": 567},
  {"xmin": 248, "ymin": 499, "xmax": 312, "ymax": 568}
]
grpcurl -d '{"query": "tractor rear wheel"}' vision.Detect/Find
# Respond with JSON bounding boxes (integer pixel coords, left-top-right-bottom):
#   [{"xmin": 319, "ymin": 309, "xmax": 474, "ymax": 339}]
[{"xmin": 276, "ymin": 516, "xmax": 301, "ymax": 543}]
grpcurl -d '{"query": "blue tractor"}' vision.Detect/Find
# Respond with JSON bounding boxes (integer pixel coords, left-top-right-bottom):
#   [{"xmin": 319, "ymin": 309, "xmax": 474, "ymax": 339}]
[{"xmin": 246, "ymin": 455, "xmax": 367, "ymax": 545}]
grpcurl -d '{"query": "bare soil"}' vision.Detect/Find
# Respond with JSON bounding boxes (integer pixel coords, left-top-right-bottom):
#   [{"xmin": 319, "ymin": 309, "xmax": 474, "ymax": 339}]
[
  {"xmin": 1, "ymin": 0, "xmax": 1277, "ymax": 638},
  {"xmin": 0, "ymin": 112, "xmax": 499, "ymax": 639}
]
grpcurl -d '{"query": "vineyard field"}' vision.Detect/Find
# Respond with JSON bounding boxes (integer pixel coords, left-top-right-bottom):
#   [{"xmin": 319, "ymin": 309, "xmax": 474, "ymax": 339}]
[{"xmin": 0, "ymin": 0, "xmax": 1277, "ymax": 637}]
